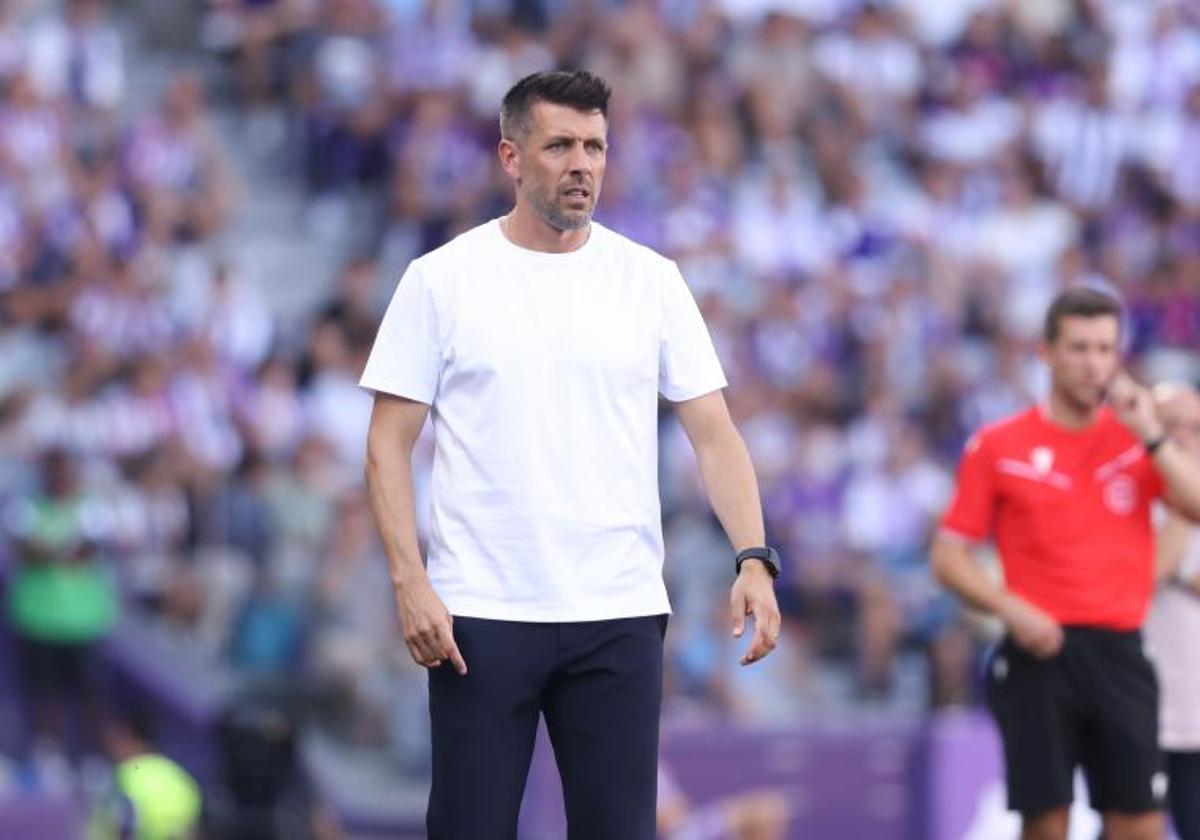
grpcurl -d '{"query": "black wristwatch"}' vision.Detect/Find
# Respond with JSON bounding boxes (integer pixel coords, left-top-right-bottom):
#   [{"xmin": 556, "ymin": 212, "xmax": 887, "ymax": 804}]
[{"xmin": 735, "ymin": 546, "xmax": 781, "ymax": 579}]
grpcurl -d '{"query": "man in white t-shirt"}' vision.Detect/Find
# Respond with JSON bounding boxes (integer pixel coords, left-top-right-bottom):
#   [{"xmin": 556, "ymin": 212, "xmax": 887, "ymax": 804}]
[
  {"xmin": 360, "ymin": 70, "xmax": 782, "ymax": 840},
  {"xmin": 1147, "ymin": 383, "xmax": 1200, "ymax": 840}
]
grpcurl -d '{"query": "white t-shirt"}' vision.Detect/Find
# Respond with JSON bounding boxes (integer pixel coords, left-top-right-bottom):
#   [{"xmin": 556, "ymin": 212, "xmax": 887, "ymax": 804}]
[
  {"xmin": 1145, "ymin": 520, "xmax": 1200, "ymax": 751},
  {"xmin": 359, "ymin": 219, "xmax": 727, "ymax": 621}
]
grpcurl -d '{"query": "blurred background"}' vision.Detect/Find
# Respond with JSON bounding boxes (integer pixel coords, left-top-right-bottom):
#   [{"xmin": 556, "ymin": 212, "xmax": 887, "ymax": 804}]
[{"xmin": 0, "ymin": 0, "xmax": 1196, "ymax": 837}]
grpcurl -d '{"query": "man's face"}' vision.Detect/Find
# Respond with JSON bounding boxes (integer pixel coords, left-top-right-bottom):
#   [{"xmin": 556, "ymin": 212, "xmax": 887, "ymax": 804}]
[
  {"xmin": 1041, "ymin": 314, "xmax": 1121, "ymax": 412},
  {"xmin": 502, "ymin": 102, "xmax": 607, "ymax": 231}
]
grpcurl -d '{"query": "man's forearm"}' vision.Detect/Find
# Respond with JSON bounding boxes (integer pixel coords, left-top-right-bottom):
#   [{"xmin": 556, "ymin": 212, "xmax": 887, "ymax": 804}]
[
  {"xmin": 1153, "ymin": 438, "xmax": 1200, "ymax": 521},
  {"xmin": 930, "ymin": 532, "xmax": 1013, "ymax": 617},
  {"xmin": 1156, "ymin": 514, "xmax": 1193, "ymax": 581},
  {"xmin": 364, "ymin": 446, "xmax": 428, "ymax": 587},
  {"xmin": 692, "ymin": 429, "xmax": 766, "ymax": 552}
]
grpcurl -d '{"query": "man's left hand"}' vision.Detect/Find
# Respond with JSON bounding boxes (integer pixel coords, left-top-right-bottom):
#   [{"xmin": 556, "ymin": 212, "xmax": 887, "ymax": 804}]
[
  {"xmin": 730, "ymin": 562, "xmax": 781, "ymax": 665},
  {"xmin": 1109, "ymin": 372, "xmax": 1165, "ymax": 442}
]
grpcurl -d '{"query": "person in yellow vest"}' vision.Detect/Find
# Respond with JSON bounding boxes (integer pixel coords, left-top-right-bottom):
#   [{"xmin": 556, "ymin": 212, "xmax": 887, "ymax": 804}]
[{"xmin": 88, "ymin": 709, "xmax": 202, "ymax": 840}]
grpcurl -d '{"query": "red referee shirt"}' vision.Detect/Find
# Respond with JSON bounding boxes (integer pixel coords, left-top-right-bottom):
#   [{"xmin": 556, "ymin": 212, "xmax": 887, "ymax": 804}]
[{"xmin": 941, "ymin": 405, "xmax": 1165, "ymax": 629}]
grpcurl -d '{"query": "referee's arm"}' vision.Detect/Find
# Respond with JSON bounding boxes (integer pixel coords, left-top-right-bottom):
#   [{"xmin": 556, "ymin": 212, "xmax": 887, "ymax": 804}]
[
  {"xmin": 931, "ymin": 531, "xmax": 1064, "ymax": 658},
  {"xmin": 1114, "ymin": 373, "xmax": 1200, "ymax": 521},
  {"xmin": 1152, "ymin": 438, "xmax": 1200, "ymax": 523}
]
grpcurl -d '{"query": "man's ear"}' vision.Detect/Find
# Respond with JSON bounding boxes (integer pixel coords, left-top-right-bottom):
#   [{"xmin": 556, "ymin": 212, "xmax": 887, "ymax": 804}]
[{"xmin": 498, "ymin": 138, "xmax": 519, "ymax": 177}]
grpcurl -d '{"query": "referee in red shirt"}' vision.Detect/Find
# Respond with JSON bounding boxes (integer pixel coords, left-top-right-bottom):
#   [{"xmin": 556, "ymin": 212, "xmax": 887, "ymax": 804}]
[{"xmin": 932, "ymin": 287, "xmax": 1200, "ymax": 840}]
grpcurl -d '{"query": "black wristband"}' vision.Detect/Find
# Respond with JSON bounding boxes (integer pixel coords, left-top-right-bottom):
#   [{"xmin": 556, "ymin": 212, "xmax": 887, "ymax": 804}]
[
  {"xmin": 1145, "ymin": 434, "xmax": 1168, "ymax": 455},
  {"xmin": 735, "ymin": 546, "xmax": 780, "ymax": 579}
]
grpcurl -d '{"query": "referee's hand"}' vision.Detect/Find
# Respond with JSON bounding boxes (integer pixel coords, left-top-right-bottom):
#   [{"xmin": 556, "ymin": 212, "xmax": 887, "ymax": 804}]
[
  {"xmin": 394, "ymin": 576, "xmax": 468, "ymax": 675},
  {"xmin": 1109, "ymin": 372, "xmax": 1163, "ymax": 442},
  {"xmin": 999, "ymin": 593, "xmax": 1064, "ymax": 659}
]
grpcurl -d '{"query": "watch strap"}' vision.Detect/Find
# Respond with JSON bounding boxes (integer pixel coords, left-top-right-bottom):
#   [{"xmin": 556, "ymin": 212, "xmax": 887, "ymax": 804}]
[{"xmin": 735, "ymin": 546, "xmax": 780, "ymax": 578}]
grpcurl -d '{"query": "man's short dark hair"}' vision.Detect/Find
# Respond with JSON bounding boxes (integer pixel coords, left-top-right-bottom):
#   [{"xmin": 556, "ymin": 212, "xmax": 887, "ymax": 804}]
[
  {"xmin": 499, "ymin": 71, "xmax": 611, "ymax": 143},
  {"xmin": 1043, "ymin": 286, "xmax": 1123, "ymax": 343}
]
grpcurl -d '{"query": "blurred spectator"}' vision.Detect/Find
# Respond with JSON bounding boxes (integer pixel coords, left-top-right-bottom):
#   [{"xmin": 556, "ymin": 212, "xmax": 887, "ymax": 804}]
[
  {"xmin": 227, "ymin": 562, "xmax": 306, "ymax": 675},
  {"xmin": 387, "ymin": 90, "xmax": 490, "ymax": 251},
  {"xmin": 294, "ymin": 0, "xmax": 389, "ymax": 196},
  {"xmin": 25, "ymin": 0, "xmax": 125, "ymax": 113},
  {"xmin": 310, "ymin": 490, "xmax": 393, "ymax": 743},
  {"xmin": 4, "ymin": 449, "xmax": 117, "ymax": 770},
  {"xmin": 202, "ymin": 0, "xmax": 318, "ymax": 113},
  {"xmin": 920, "ymin": 59, "xmax": 1020, "ymax": 166},
  {"xmin": 299, "ymin": 313, "xmax": 373, "ymax": 465},
  {"xmin": 840, "ymin": 422, "xmax": 963, "ymax": 701},
  {"xmin": 1031, "ymin": 63, "xmax": 1131, "ymax": 213},
  {"xmin": 1140, "ymin": 82, "xmax": 1200, "ymax": 210},
  {"xmin": 181, "ymin": 260, "xmax": 274, "ymax": 371},
  {"xmin": 385, "ymin": 0, "xmax": 478, "ymax": 95},
  {"xmin": 1108, "ymin": 3, "xmax": 1200, "ymax": 113},
  {"xmin": 198, "ymin": 450, "xmax": 274, "ymax": 564},
  {"xmin": 0, "ymin": 72, "xmax": 74, "ymax": 213},
  {"xmin": 812, "ymin": 5, "xmax": 921, "ymax": 129},
  {"xmin": 969, "ymin": 158, "xmax": 1077, "ymax": 338},
  {"xmin": 125, "ymin": 72, "xmax": 240, "ymax": 242},
  {"xmin": 1146, "ymin": 383, "xmax": 1200, "ymax": 840},
  {"xmin": 243, "ymin": 354, "xmax": 307, "ymax": 462},
  {"xmin": 112, "ymin": 448, "xmax": 191, "ymax": 612},
  {"xmin": 207, "ymin": 684, "xmax": 340, "ymax": 840}
]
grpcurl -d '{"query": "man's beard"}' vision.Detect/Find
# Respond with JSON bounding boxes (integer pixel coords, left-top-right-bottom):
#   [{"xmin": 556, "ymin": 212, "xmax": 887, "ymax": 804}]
[
  {"xmin": 529, "ymin": 186, "xmax": 594, "ymax": 231},
  {"xmin": 1061, "ymin": 381, "xmax": 1106, "ymax": 412}
]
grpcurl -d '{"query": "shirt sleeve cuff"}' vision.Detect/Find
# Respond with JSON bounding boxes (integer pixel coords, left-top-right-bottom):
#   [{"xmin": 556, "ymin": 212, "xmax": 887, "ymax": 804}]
[
  {"xmin": 659, "ymin": 376, "xmax": 728, "ymax": 403},
  {"xmin": 357, "ymin": 377, "xmax": 435, "ymax": 405}
]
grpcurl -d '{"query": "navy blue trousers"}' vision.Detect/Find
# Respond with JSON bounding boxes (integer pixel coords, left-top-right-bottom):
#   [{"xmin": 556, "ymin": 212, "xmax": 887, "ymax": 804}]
[
  {"xmin": 1168, "ymin": 750, "xmax": 1200, "ymax": 840},
  {"xmin": 426, "ymin": 614, "xmax": 667, "ymax": 840}
]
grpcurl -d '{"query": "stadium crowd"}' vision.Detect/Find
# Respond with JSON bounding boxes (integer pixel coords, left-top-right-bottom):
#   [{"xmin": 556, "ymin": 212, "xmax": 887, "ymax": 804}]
[{"xmin": 1, "ymin": 0, "xmax": 1199, "ymax": 804}]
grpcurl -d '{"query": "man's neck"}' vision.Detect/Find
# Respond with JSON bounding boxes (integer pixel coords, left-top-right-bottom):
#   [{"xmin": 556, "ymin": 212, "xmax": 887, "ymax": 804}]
[
  {"xmin": 1044, "ymin": 389, "xmax": 1101, "ymax": 430},
  {"xmin": 501, "ymin": 207, "xmax": 590, "ymax": 254}
]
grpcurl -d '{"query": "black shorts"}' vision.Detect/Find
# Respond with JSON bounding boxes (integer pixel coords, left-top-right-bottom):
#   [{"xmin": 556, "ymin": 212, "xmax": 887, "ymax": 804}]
[{"xmin": 985, "ymin": 626, "xmax": 1166, "ymax": 815}]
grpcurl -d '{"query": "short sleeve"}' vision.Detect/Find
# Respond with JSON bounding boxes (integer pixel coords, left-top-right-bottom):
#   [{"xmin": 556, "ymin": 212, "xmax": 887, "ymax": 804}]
[
  {"xmin": 359, "ymin": 262, "xmax": 442, "ymax": 404},
  {"xmin": 941, "ymin": 433, "xmax": 997, "ymax": 542},
  {"xmin": 658, "ymin": 263, "xmax": 727, "ymax": 401}
]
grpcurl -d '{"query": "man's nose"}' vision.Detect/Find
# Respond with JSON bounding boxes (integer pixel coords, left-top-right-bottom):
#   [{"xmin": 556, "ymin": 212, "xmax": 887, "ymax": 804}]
[
  {"xmin": 1085, "ymin": 352, "xmax": 1109, "ymax": 377},
  {"xmin": 568, "ymin": 145, "xmax": 591, "ymax": 176}
]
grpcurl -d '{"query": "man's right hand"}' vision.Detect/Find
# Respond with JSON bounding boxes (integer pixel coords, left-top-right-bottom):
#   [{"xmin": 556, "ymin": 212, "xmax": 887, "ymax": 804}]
[
  {"xmin": 395, "ymin": 576, "xmax": 468, "ymax": 675},
  {"xmin": 998, "ymin": 593, "xmax": 1064, "ymax": 659}
]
